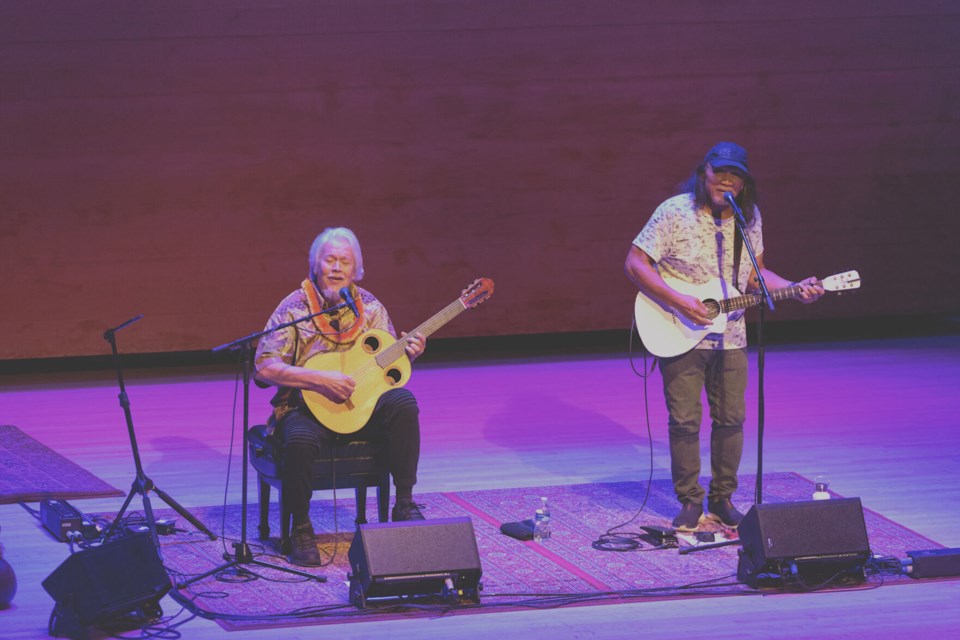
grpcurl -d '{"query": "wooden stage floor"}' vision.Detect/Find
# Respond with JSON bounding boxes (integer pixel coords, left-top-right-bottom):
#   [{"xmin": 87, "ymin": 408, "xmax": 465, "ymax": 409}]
[{"xmin": 2, "ymin": 332, "xmax": 959, "ymax": 638}]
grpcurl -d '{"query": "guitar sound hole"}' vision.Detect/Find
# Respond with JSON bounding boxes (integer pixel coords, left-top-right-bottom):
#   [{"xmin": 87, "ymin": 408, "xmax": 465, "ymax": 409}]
[
  {"xmin": 362, "ymin": 335, "xmax": 381, "ymax": 354},
  {"xmin": 385, "ymin": 368, "xmax": 402, "ymax": 386},
  {"xmin": 704, "ymin": 299, "xmax": 721, "ymax": 320}
]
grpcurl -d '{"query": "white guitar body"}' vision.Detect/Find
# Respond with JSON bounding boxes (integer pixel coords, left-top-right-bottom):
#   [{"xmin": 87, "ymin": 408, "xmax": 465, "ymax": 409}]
[
  {"xmin": 634, "ymin": 271, "xmax": 861, "ymax": 358},
  {"xmin": 634, "ymin": 277, "xmax": 731, "ymax": 358}
]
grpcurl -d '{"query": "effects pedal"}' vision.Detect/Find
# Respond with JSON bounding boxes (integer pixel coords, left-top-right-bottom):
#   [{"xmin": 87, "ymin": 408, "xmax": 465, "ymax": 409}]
[
  {"xmin": 125, "ymin": 523, "xmax": 152, "ymax": 536},
  {"xmin": 155, "ymin": 518, "xmax": 177, "ymax": 535},
  {"xmin": 124, "ymin": 518, "xmax": 178, "ymax": 536},
  {"xmin": 640, "ymin": 525, "xmax": 678, "ymax": 548}
]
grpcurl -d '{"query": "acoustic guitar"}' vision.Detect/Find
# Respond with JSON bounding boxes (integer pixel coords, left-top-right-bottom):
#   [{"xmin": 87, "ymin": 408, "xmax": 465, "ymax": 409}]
[
  {"xmin": 302, "ymin": 278, "xmax": 495, "ymax": 434},
  {"xmin": 634, "ymin": 270, "xmax": 861, "ymax": 358}
]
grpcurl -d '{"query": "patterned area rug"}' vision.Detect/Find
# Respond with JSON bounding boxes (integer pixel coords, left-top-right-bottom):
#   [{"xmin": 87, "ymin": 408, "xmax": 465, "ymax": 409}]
[
  {"xmin": 0, "ymin": 425, "xmax": 123, "ymax": 504},
  {"xmin": 133, "ymin": 472, "xmax": 944, "ymax": 631}
]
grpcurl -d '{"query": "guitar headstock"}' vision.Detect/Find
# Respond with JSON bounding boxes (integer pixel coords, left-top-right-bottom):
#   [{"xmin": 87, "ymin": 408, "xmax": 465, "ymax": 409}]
[
  {"xmin": 822, "ymin": 270, "xmax": 861, "ymax": 293},
  {"xmin": 460, "ymin": 278, "xmax": 495, "ymax": 309}
]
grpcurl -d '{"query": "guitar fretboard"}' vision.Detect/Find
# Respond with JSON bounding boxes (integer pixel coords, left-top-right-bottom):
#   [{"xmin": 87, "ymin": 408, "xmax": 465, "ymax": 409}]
[
  {"xmin": 718, "ymin": 280, "xmax": 822, "ymax": 314},
  {"xmin": 374, "ymin": 298, "xmax": 467, "ymax": 368}
]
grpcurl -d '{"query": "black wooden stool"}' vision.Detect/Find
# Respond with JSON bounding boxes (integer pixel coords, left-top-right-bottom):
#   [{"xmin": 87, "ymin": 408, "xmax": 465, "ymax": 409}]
[{"xmin": 248, "ymin": 424, "xmax": 390, "ymax": 551}]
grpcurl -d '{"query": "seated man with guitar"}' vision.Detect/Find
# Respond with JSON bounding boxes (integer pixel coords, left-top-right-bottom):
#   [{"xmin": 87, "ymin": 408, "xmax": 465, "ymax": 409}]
[
  {"xmin": 624, "ymin": 142, "xmax": 825, "ymax": 533},
  {"xmin": 254, "ymin": 227, "xmax": 427, "ymax": 566}
]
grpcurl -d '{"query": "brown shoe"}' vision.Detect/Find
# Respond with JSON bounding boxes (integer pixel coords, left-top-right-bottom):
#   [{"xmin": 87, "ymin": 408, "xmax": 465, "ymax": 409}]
[
  {"xmin": 391, "ymin": 500, "xmax": 425, "ymax": 522},
  {"xmin": 288, "ymin": 522, "xmax": 322, "ymax": 566},
  {"xmin": 671, "ymin": 502, "xmax": 704, "ymax": 532},
  {"xmin": 705, "ymin": 498, "xmax": 744, "ymax": 528}
]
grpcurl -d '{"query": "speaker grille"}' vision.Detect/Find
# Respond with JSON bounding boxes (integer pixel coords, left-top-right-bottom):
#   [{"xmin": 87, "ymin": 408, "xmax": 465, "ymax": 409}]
[
  {"xmin": 348, "ymin": 517, "xmax": 482, "ymax": 605},
  {"xmin": 737, "ymin": 498, "xmax": 871, "ymax": 588},
  {"xmin": 42, "ymin": 533, "xmax": 170, "ymax": 623},
  {"xmin": 740, "ymin": 498, "xmax": 870, "ymax": 563},
  {"xmin": 357, "ymin": 519, "xmax": 481, "ymax": 577}
]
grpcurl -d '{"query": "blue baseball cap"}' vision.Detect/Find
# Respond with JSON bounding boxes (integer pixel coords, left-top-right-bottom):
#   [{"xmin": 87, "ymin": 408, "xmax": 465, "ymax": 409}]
[{"xmin": 703, "ymin": 142, "xmax": 749, "ymax": 174}]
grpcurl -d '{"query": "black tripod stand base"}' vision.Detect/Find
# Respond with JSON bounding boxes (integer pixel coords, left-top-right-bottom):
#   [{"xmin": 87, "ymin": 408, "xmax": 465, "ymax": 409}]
[
  {"xmin": 103, "ymin": 476, "xmax": 216, "ymax": 544},
  {"xmin": 152, "ymin": 484, "xmax": 216, "ymax": 540},
  {"xmin": 176, "ymin": 552, "xmax": 327, "ymax": 589},
  {"xmin": 229, "ymin": 541, "xmax": 327, "ymax": 581},
  {"xmin": 231, "ymin": 541, "xmax": 254, "ymax": 563},
  {"xmin": 678, "ymin": 537, "xmax": 741, "ymax": 555},
  {"xmin": 251, "ymin": 558, "xmax": 327, "ymax": 582}
]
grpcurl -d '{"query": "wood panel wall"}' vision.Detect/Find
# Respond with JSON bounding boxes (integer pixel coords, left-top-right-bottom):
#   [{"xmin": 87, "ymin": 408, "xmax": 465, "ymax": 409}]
[{"xmin": 2, "ymin": 1, "xmax": 959, "ymax": 360}]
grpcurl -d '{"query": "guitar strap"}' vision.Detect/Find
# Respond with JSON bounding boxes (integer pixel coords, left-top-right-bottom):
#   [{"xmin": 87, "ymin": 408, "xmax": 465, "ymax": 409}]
[{"xmin": 733, "ymin": 224, "xmax": 744, "ymax": 292}]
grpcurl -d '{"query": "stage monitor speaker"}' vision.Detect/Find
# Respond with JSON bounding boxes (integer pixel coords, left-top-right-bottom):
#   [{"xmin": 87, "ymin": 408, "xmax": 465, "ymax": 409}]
[
  {"xmin": 42, "ymin": 533, "xmax": 171, "ymax": 638},
  {"xmin": 737, "ymin": 498, "xmax": 871, "ymax": 588},
  {"xmin": 348, "ymin": 516, "xmax": 482, "ymax": 608}
]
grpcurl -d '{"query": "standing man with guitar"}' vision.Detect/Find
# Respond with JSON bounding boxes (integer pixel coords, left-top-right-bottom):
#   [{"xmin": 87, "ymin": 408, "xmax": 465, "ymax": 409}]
[
  {"xmin": 255, "ymin": 227, "xmax": 427, "ymax": 566},
  {"xmin": 624, "ymin": 142, "xmax": 824, "ymax": 532}
]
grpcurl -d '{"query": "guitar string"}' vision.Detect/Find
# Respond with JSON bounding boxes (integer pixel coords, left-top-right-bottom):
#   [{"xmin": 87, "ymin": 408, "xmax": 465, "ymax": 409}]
[
  {"xmin": 336, "ymin": 298, "xmax": 470, "ymax": 387},
  {"xmin": 305, "ymin": 284, "xmax": 490, "ymax": 409},
  {"xmin": 718, "ymin": 278, "xmax": 832, "ymax": 314}
]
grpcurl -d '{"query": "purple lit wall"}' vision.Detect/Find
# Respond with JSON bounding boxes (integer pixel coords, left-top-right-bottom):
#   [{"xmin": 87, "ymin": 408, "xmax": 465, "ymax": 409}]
[{"xmin": 2, "ymin": 1, "xmax": 959, "ymax": 360}]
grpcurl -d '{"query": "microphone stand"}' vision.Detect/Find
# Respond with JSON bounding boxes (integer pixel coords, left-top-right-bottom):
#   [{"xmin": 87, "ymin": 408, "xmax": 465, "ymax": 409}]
[
  {"xmin": 177, "ymin": 300, "xmax": 353, "ymax": 588},
  {"xmin": 678, "ymin": 537, "xmax": 741, "ymax": 555},
  {"xmin": 101, "ymin": 315, "xmax": 216, "ymax": 547},
  {"xmin": 725, "ymin": 194, "xmax": 773, "ymax": 506},
  {"xmin": 725, "ymin": 194, "xmax": 774, "ymax": 314}
]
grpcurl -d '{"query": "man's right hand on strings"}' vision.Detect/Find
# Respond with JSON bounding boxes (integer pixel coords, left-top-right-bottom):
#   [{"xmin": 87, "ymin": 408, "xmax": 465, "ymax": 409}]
[
  {"xmin": 311, "ymin": 371, "xmax": 356, "ymax": 403},
  {"xmin": 673, "ymin": 293, "xmax": 712, "ymax": 326}
]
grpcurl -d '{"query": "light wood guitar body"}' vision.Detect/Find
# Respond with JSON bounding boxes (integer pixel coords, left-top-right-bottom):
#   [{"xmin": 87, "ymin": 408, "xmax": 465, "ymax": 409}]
[
  {"xmin": 302, "ymin": 278, "xmax": 494, "ymax": 434},
  {"xmin": 301, "ymin": 329, "xmax": 409, "ymax": 435}
]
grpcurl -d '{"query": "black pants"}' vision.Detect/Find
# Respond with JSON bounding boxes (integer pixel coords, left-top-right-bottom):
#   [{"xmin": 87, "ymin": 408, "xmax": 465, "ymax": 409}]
[{"xmin": 277, "ymin": 388, "xmax": 420, "ymax": 526}]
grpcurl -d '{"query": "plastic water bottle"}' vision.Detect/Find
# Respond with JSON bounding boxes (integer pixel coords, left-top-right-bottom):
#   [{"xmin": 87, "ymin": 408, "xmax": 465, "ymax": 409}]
[
  {"xmin": 812, "ymin": 474, "xmax": 831, "ymax": 500},
  {"xmin": 533, "ymin": 496, "xmax": 551, "ymax": 543}
]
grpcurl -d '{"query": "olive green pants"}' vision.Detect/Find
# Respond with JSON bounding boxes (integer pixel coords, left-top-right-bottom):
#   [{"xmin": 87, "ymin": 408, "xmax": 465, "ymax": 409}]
[{"xmin": 659, "ymin": 348, "xmax": 747, "ymax": 505}]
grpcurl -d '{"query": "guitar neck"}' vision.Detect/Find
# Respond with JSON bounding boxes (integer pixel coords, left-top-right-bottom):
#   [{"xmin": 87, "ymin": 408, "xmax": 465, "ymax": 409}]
[
  {"xmin": 718, "ymin": 279, "xmax": 822, "ymax": 314},
  {"xmin": 375, "ymin": 298, "xmax": 467, "ymax": 367}
]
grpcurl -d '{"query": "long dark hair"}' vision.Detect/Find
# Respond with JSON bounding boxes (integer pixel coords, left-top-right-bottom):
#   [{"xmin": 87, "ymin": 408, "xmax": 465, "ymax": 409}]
[{"xmin": 677, "ymin": 163, "xmax": 759, "ymax": 225}]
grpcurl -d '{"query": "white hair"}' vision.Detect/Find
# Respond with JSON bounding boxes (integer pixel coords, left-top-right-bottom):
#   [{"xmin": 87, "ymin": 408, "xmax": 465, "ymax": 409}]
[{"xmin": 308, "ymin": 227, "xmax": 364, "ymax": 281}]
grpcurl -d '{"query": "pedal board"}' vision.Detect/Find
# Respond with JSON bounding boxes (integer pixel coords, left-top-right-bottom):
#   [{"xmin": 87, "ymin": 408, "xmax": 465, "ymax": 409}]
[
  {"xmin": 40, "ymin": 499, "xmax": 98, "ymax": 542},
  {"xmin": 640, "ymin": 525, "xmax": 678, "ymax": 548}
]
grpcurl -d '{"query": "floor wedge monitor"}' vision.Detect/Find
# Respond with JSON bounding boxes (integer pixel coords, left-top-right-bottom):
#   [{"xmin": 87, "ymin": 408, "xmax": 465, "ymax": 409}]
[
  {"xmin": 42, "ymin": 533, "xmax": 170, "ymax": 638},
  {"xmin": 348, "ymin": 516, "xmax": 482, "ymax": 608},
  {"xmin": 737, "ymin": 498, "xmax": 871, "ymax": 588}
]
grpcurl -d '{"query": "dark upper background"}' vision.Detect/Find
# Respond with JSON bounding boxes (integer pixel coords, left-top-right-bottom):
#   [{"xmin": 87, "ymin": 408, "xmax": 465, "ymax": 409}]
[{"xmin": 2, "ymin": 1, "xmax": 958, "ymax": 361}]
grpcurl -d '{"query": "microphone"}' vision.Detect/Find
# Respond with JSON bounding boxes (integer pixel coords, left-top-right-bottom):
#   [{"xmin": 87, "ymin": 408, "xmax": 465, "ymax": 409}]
[
  {"xmin": 102, "ymin": 314, "xmax": 143, "ymax": 340},
  {"xmin": 723, "ymin": 191, "xmax": 745, "ymax": 222},
  {"xmin": 339, "ymin": 287, "xmax": 359, "ymax": 317}
]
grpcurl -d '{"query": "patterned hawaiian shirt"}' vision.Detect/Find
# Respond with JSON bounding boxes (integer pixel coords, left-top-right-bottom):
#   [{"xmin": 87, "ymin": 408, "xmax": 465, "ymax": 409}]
[
  {"xmin": 254, "ymin": 285, "xmax": 394, "ymax": 416},
  {"xmin": 632, "ymin": 193, "xmax": 764, "ymax": 350}
]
